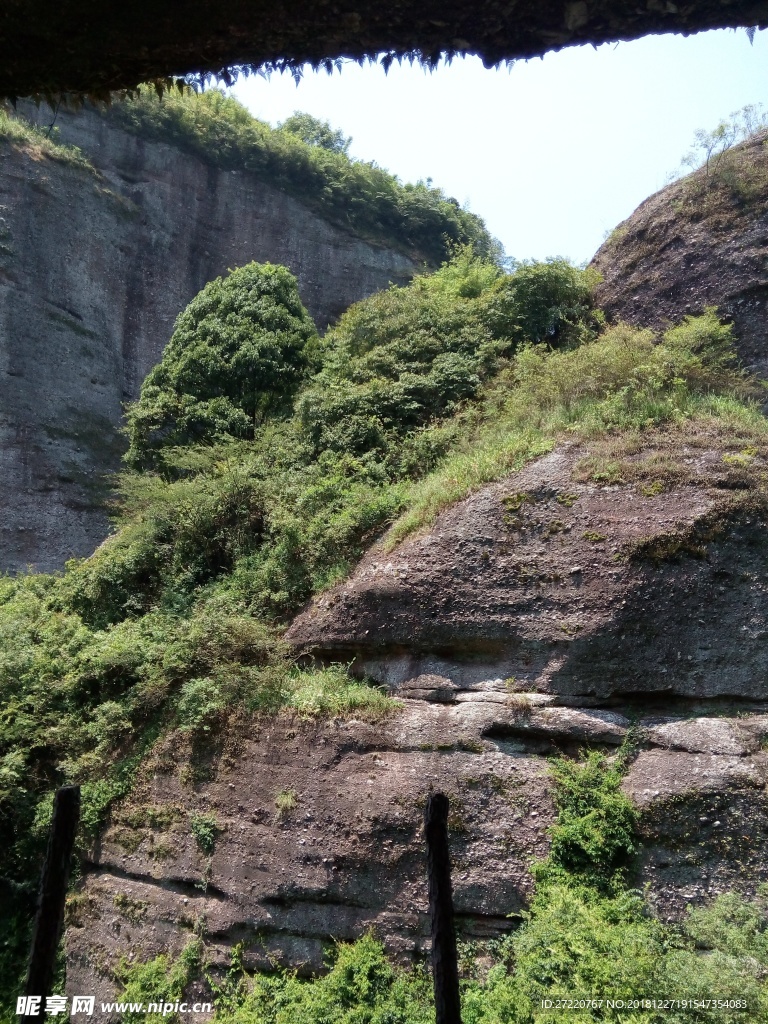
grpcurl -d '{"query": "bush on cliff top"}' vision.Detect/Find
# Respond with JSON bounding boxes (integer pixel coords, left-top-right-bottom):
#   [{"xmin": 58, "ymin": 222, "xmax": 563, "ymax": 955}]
[
  {"xmin": 125, "ymin": 262, "xmax": 319, "ymax": 468},
  {"xmin": 104, "ymin": 87, "xmax": 497, "ymax": 265}
]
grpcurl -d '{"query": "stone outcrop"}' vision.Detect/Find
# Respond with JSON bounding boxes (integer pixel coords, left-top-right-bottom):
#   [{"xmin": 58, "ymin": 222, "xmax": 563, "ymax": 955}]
[
  {"xmin": 52, "ymin": 121, "xmax": 768, "ymax": 1004},
  {"xmin": 591, "ymin": 130, "xmax": 768, "ymax": 378},
  {"xmin": 66, "ymin": 689, "xmax": 768, "ymax": 1013},
  {"xmin": 287, "ymin": 443, "xmax": 768, "ymax": 702},
  {"xmin": 66, "ymin": 438, "xmax": 768, "ymax": 1006},
  {"xmin": 0, "ymin": 104, "xmax": 416, "ymax": 573}
]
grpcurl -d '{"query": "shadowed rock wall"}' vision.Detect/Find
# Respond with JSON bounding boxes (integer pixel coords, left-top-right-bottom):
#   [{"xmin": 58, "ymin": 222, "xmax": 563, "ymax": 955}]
[
  {"xmin": 0, "ymin": 105, "xmax": 416, "ymax": 572},
  {"xmin": 2, "ymin": 0, "xmax": 767, "ymax": 99}
]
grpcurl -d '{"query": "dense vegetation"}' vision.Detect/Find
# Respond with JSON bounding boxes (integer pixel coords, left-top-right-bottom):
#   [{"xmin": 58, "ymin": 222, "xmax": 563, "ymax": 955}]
[
  {"xmin": 278, "ymin": 112, "xmax": 352, "ymax": 155},
  {"xmin": 1, "ymin": 249, "xmax": 766, "ymax": 1018},
  {"xmin": 125, "ymin": 262, "xmax": 320, "ymax": 466},
  {"xmin": 103, "ymin": 88, "xmax": 497, "ymax": 265},
  {"xmin": 117, "ymin": 750, "xmax": 768, "ymax": 1023}
]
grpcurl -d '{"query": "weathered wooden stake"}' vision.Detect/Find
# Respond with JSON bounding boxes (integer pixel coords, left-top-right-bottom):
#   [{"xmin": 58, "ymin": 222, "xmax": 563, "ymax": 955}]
[
  {"xmin": 424, "ymin": 791, "xmax": 462, "ymax": 1024},
  {"xmin": 24, "ymin": 785, "xmax": 80, "ymax": 1021}
]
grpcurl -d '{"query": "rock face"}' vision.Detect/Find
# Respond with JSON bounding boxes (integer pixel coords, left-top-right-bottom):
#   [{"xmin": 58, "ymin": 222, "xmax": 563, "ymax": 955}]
[
  {"xmin": 287, "ymin": 443, "xmax": 768, "ymax": 702},
  {"xmin": 3, "ymin": 0, "xmax": 764, "ymax": 100},
  {"xmin": 0, "ymin": 104, "xmax": 416, "ymax": 573},
  {"xmin": 591, "ymin": 130, "xmax": 768, "ymax": 377},
  {"xmin": 66, "ymin": 702, "xmax": 554, "ymax": 1011},
  {"xmin": 67, "ymin": 440, "xmax": 768, "ymax": 1006},
  {"xmin": 66, "ymin": 694, "xmax": 768, "ymax": 1013}
]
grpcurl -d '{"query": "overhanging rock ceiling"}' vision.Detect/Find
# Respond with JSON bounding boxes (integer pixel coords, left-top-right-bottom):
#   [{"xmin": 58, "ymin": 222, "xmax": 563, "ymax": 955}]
[{"xmin": 1, "ymin": 0, "xmax": 767, "ymax": 99}]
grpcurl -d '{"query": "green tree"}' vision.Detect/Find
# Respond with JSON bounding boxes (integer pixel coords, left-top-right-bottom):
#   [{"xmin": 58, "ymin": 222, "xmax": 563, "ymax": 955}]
[
  {"xmin": 682, "ymin": 103, "xmax": 768, "ymax": 177},
  {"xmin": 126, "ymin": 262, "xmax": 319, "ymax": 468},
  {"xmin": 482, "ymin": 258, "xmax": 603, "ymax": 348},
  {"xmin": 279, "ymin": 111, "xmax": 352, "ymax": 155}
]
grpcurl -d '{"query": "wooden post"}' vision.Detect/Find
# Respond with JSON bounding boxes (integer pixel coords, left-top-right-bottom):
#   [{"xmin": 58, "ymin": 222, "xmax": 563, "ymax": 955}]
[
  {"xmin": 424, "ymin": 792, "xmax": 462, "ymax": 1024},
  {"xmin": 23, "ymin": 785, "xmax": 80, "ymax": 1021}
]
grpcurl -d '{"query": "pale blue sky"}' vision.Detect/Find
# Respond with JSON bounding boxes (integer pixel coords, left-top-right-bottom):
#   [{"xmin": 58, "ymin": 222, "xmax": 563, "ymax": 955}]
[{"xmin": 231, "ymin": 29, "xmax": 768, "ymax": 265}]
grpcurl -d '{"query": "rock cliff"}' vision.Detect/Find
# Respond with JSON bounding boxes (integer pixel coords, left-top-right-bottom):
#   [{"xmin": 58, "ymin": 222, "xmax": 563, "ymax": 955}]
[
  {"xmin": 0, "ymin": 105, "xmax": 416, "ymax": 573},
  {"xmin": 591, "ymin": 130, "xmax": 768, "ymax": 378},
  {"xmin": 66, "ymin": 433, "xmax": 768, "ymax": 1008},
  {"xmin": 17, "ymin": 117, "xmax": 768, "ymax": 1011},
  {"xmin": 286, "ymin": 443, "xmax": 768, "ymax": 702}
]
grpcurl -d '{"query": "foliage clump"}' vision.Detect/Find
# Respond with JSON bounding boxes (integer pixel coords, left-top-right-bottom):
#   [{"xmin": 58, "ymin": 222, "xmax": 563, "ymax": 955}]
[
  {"xmin": 126, "ymin": 262, "xmax": 319, "ymax": 468},
  {"xmin": 543, "ymin": 750, "xmax": 638, "ymax": 891},
  {"xmin": 278, "ymin": 111, "xmax": 351, "ymax": 155},
  {"xmin": 190, "ymin": 812, "xmax": 220, "ymax": 854},
  {"xmin": 117, "ymin": 939, "xmax": 203, "ymax": 1024},
  {"xmin": 298, "ymin": 250, "xmax": 601, "ymax": 464}
]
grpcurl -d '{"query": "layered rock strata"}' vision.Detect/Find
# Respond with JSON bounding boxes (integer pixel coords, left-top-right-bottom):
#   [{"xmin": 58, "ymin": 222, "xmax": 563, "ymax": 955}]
[{"xmin": 287, "ymin": 445, "xmax": 768, "ymax": 702}]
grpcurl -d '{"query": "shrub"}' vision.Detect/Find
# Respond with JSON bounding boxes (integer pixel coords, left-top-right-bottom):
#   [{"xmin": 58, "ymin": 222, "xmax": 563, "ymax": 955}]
[
  {"xmin": 541, "ymin": 751, "xmax": 638, "ymax": 891},
  {"xmin": 212, "ymin": 933, "xmax": 434, "ymax": 1024},
  {"xmin": 116, "ymin": 940, "xmax": 203, "ymax": 1024},
  {"xmin": 190, "ymin": 812, "xmax": 221, "ymax": 854},
  {"xmin": 0, "ymin": 106, "xmax": 92, "ymax": 170},
  {"xmin": 126, "ymin": 263, "xmax": 318, "ymax": 468},
  {"xmin": 298, "ymin": 250, "xmax": 601, "ymax": 462},
  {"xmin": 278, "ymin": 112, "xmax": 351, "ymax": 155},
  {"xmin": 481, "ymin": 258, "xmax": 604, "ymax": 348},
  {"xmin": 274, "ymin": 789, "xmax": 298, "ymax": 817},
  {"xmin": 681, "ymin": 104, "xmax": 768, "ymax": 178}
]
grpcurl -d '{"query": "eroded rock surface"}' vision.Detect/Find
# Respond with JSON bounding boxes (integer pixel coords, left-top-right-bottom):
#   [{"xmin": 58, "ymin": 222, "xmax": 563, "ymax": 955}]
[
  {"xmin": 66, "ymin": 701, "xmax": 555, "ymax": 1009},
  {"xmin": 67, "ymin": 693, "xmax": 768, "ymax": 1010},
  {"xmin": 68, "ymin": 442, "xmax": 768, "ymax": 1007},
  {"xmin": 591, "ymin": 131, "xmax": 768, "ymax": 377},
  {"xmin": 287, "ymin": 444, "xmax": 768, "ymax": 702}
]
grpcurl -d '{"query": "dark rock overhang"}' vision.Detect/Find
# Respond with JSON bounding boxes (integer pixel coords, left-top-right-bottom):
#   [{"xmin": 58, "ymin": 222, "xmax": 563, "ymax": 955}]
[{"xmin": 2, "ymin": 0, "xmax": 768, "ymax": 100}]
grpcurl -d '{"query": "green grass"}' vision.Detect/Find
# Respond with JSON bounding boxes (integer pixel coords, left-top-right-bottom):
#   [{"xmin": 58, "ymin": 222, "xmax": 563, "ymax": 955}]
[
  {"xmin": 274, "ymin": 789, "xmax": 298, "ymax": 817},
  {"xmin": 386, "ymin": 311, "xmax": 761, "ymax": 545},
  {"xmin": 0, "ymin": 106, "xmax": 93, "ymax": 170}
]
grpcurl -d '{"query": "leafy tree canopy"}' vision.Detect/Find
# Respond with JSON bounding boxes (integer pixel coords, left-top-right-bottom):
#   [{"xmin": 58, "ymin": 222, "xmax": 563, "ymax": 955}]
[
  {"xmin": 126, "ymin": 262, "xmax": 319, "ymax": 468},
  {"xmin": 299, "ymin": 249, "xmax": 603, "ymax": 461},
  {"xmin": 279, "ymin": 112, "xmax": 352, "ymax": 155}
]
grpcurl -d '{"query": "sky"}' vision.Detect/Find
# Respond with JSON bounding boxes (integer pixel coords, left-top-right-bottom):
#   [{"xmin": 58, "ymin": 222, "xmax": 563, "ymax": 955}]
[{"xmin": 230, "ymin": 28, "xmax": 768, "ymax": 266}]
